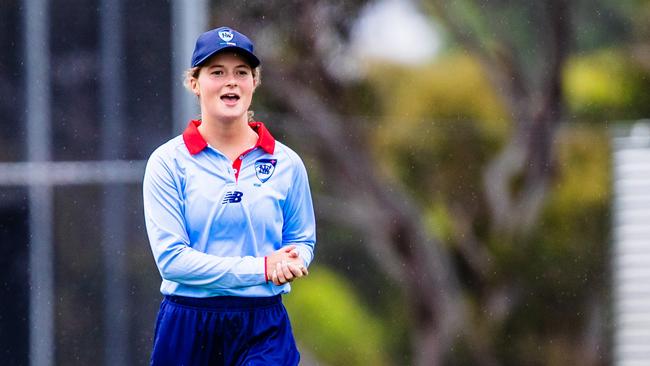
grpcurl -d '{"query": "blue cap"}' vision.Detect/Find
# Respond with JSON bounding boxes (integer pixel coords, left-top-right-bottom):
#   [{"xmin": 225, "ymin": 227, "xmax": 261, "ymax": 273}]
[{"xmin": 190, "ymin": 27, "xmax": 260, "ymax": 68}]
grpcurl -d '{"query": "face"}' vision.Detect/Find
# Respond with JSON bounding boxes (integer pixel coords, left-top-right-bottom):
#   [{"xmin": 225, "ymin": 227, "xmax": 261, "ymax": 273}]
[{"xmin": 190, "ymin": 52, "xmax": 257, "ymax": 124}]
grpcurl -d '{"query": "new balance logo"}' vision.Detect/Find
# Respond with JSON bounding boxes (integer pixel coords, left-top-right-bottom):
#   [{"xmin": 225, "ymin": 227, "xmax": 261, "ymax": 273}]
[{"xmin": 222, "ymin": 191, "xmax": 243, "ymax": 204}]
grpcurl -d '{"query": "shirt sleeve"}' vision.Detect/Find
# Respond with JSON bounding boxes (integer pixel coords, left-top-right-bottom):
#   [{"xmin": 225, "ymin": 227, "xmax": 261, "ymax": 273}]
[
  {"xmin": 143, "ymin": 151, "xmax": 266, "ymax": 289},
  {"xmin": 282, "ymin": 155, "xmax": 316, "ymax": 266}
]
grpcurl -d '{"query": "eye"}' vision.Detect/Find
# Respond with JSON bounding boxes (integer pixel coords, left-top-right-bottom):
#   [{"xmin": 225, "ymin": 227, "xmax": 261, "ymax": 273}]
[
  {"xmin": 236, "ymin": 69, "xmax": 249, "ymax": 77},
  {"xmin": 211, "ymin": 69, "xmax": 224, "ymax": 76}
]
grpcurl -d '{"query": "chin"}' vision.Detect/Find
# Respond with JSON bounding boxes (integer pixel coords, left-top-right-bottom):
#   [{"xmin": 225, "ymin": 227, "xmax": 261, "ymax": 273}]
[{"xmin": 216, "ymin": 112, "xmax": 247, "ymax": 123}]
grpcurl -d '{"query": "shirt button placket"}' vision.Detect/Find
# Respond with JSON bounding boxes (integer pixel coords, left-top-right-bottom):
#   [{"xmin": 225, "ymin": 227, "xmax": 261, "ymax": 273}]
[{"xmin": 233, "ymin": 155, "xmax": 244, "ymax": 182}]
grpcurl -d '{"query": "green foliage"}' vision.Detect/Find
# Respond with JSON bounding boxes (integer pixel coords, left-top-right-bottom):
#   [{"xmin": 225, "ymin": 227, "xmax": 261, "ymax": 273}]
[
  {"xmin": 367, "ymin": 53, "xmax": 508, "ymax": 214},
  {"xmin": 368, "ymin": 53, "xmax": 509, "ymax": 131},
  {"xmin": 534, "ymin": 126, "xmax": 610, "ymax": 306},
  {"xmin": 490, "ymin": 126, "xmax": 611, "ymax": 365},
  {"xmin": 424, "ymin": 201, "xmax": 455, "ymax": 242},
  {"xmin": 564, "ymin": 49, "xmax": 650, "ymax": 120},
  {"xmin": 283, "ymin": 266, "xmax": 388, "ymax": 366}
]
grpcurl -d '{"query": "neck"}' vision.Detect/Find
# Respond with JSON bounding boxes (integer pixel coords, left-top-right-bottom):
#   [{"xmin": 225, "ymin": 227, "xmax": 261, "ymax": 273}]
[{"xmin": 197, "ymin": 115, "xmax": 258, "ymax": 159}]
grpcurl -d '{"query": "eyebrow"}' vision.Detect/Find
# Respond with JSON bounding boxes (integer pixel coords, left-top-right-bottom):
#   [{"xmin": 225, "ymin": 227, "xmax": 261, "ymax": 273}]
[{"xmin": 206, "ymin": 63, "xmax": 250, "ymax": 69}]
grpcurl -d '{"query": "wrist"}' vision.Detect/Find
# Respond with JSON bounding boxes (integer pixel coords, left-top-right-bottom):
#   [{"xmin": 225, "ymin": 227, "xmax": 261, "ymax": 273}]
[{"xmin": 264, "ymin": 256, "xmax": 269, "ymax": 283}]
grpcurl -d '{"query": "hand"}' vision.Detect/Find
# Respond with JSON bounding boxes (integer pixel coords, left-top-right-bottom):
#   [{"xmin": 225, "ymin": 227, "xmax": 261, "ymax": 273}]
[
  {"xmin": 271, "ymin": 260, "xmax": 308, "ymax": 285},
  {"xmin": 266, "ymin": 246, "xmax": 309, "ymax": 285}
]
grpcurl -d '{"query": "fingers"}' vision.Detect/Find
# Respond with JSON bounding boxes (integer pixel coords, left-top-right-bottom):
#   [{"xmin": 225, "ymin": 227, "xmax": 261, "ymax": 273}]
[
  {"xmin": 274, "ymin": 261, "xmax": 294, "ymax": 284},
  {"xmin": 287, "ymin": 262, "xmax": 304, "ymax": 278},
  {"xmin": 271, "ymin": 261, "xmax": 309, "ymax": 285},
  {"xmin": 281, "ymin": 261, "xmax": 293, "ymax": 281},
  {"xmin": 282, "ymin": 246, "xmax": 300, "ymax": 259},
  {"xmin": 292, "ymin": 261, "xmax": 309, "ymax": 276}
]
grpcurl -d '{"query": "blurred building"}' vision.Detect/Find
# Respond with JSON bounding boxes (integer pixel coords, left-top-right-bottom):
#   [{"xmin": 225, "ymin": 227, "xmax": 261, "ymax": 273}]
[{"xmin": 0, "ymin": 1, "xmax": 206, "ymax": 365}]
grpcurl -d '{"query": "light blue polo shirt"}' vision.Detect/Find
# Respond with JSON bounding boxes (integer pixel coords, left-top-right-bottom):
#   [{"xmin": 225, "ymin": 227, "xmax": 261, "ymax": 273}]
[{"xmin": 143, "ymin": 120, "xmax": 316, "ymax": 298}]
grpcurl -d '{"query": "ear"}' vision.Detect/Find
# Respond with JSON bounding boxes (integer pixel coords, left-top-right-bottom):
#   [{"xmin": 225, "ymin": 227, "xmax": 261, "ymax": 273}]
[{"xmin": 190, "ymin": 77, "xmax": 200, "ymax": 96}]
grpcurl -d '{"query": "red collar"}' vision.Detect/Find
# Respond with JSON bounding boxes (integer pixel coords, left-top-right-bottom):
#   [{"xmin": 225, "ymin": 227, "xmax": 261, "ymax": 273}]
[{"xmin": 182, "ymin": 120, "xmax": 276, "ymax": 155}]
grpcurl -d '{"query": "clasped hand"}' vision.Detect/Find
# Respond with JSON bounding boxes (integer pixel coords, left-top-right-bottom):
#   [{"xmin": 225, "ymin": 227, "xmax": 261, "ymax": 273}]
[{"xmin": 266, "ymin": 245, "xmax": 309, "ymax": 285}]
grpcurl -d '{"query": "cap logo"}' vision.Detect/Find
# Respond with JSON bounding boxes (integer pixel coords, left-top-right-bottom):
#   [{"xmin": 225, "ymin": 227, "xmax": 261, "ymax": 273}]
[{"xmin": 218, "ymin": 29, "xmax": 234, "ymax": 42}]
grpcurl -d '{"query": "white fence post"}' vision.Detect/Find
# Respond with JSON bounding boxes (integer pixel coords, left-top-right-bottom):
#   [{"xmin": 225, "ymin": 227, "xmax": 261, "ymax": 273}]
[{"xmin": 613, "ymin": 121, "xmax": 650, "ymax": 366}]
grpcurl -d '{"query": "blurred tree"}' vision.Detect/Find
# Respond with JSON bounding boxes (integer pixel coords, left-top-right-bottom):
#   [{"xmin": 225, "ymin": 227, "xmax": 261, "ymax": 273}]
[
  {"xmin": 423, "ymin": 0, "xmax": 573, "ymax": 235},
  {"xmin": 365, "ymin": 54, "xmax": 614, "ymax": 365},
  {"xmin": 407, "ymin": 4, "xmax": 633, "ymax": 364},
  {"xmin": 210, "ymin": 1, "xmax": 638, "ymax": 365}
]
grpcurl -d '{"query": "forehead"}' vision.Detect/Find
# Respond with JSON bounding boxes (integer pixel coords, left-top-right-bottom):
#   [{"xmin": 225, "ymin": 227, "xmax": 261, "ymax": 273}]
[{"xmin": 203, "ymin": 51, "xmax": 252, "ymax": 68}]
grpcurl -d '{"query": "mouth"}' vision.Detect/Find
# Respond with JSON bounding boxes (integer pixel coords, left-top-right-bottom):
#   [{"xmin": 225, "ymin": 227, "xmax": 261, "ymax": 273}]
[{"xmin": 220, "ymin": 93, "xmax": 240, "ymax": 103}]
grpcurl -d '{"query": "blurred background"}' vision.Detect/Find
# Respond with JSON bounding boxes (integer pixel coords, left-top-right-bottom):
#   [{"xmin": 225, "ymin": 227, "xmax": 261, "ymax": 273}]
[{"xmin": 1, "ymin": 0, "xmax": 650, "ymax": 365}]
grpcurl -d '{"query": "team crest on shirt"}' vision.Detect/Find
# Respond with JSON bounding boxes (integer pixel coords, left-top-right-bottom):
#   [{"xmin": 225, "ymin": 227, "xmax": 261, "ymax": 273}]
[
  {"xmin": 218, "ymin": 29, "xmax": 234, "ymax": 42},
  {"xmin": 255, "ymin": 159, "xmax": 277, "ymax": 183}
]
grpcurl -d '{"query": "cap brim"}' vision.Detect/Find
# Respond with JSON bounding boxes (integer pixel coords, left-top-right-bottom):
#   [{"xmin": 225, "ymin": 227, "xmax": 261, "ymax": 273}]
[{"xmin": 194, "ymin": 46, "xmax": 260, "ymax": 68}]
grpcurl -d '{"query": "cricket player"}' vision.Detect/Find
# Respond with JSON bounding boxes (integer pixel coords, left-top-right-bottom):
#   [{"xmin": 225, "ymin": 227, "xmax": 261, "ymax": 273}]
[{"xmin": 143, "ymin": 26, "xmax": 316, "ymax": 366}]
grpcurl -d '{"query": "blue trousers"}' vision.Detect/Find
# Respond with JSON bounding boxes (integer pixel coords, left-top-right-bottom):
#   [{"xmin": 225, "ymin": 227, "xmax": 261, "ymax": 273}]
[{"xmin": 150, "ymin": 295, "xmax": 300, "ymax": 366}]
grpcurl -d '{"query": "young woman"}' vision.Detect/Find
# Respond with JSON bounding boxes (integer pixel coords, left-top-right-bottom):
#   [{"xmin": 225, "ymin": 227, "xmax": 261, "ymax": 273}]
[{"xmin": 143, "ymin": 26, "xmax": 316, "ymax": 366}]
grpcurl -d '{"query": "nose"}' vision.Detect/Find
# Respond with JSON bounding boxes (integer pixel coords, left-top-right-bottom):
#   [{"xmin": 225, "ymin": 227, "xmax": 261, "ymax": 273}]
[{"xmin": 225, "ymin": 73, "xmax": 237, "ymax": 87}]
